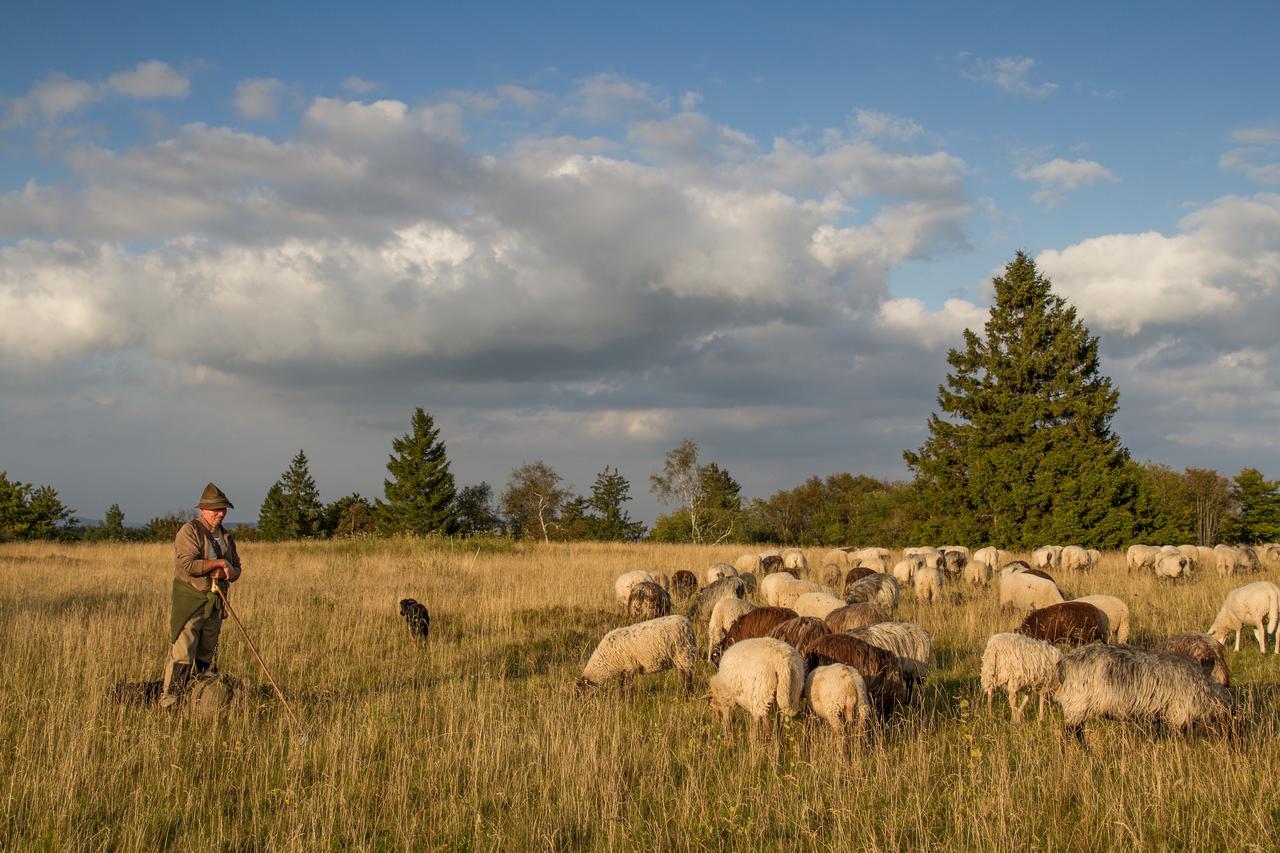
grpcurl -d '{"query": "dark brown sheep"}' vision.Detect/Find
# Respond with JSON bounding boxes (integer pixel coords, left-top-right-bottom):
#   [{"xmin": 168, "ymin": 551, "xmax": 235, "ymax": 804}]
[
  {"xmin": 766, "ymin": 616, "xmax": 831, "ymax": 652},
  {"xmin": 1159, "ymin": 632, "xmax": 1231, "ymax": 687},
  {"xmin": 670, "ymin": 570, "xmax": 699, "ymax": 599},
  {"xmin": 711, "ymin": 606, "xmax": 798, "ymax": 665},
  {"xmin": 824, "ymin": 602, "xmax": 891, "ymax": 633},
  {"xmin": 627, "ymin": 581, "xmax": 672, "ymax": 622},
  {"xmin": 1016, "ymin": 601, "xmax": 1107, "ymax": 647},
  {"xmin": 842, "ymin": 566, "xmax": 877, "ymax": 594},
  {"xmin": 802, "ymin": 633, "xmax": 908, "ymax": 717},
  {"xmin": 760, "ymin": 554, "xmax": 786, "ymax": 574}
]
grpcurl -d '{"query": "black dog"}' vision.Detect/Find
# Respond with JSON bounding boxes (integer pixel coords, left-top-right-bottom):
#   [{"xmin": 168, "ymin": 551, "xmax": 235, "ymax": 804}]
[{"xmin": 399, "ymin": 598, "xmax": 430, "ymax": 639}]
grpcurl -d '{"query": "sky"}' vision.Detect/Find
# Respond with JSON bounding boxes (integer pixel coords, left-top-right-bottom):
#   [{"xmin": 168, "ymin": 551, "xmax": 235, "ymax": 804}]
[{"xmin": 2, "ymin": 1, "xmax": 1279, "ymax": 526}]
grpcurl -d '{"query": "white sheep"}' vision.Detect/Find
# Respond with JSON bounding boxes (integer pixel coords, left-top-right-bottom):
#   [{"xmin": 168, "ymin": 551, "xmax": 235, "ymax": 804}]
[
  {"xmin": 913, "ymin": 566, "xmax": 944, "ymax": 603},
  {"xmin": 980, "ymin": 632, "xmax": 1063, "ymax": 722},
  {"xmin": 848, "ymin": 622, "xmax": 933, "ymax": 681},
  {"xmin": 860, "ymin": 557, "xmax": 888, "ymax": 574},
  {"xmin": 973, "ymin": 547, "xmax": 1012, "ymax": 568},
  {"xmin": 998, "ymin": 572, "xmax": 1064, "ymax": 614},
  {"xmin": 1214, "ymin": 545, "xmax": 1240, "ymax": 577},
  {"xmin": 963, "ymin": 559, "xmax": 993, "ymax": 587},
  {"xmin": 614, "ymin": 570, "xmax": 658, "ymax": 609},
  {"xmin": 804, "ymin": 664, "xmax": 871, "ymax": 737},
  {"xmin": 706, "ymin": 637, "xmax": 806, "ymax": 742},
  {"xmin": 1059, "ymin": 546, "xmax": 1092, "ymax": 572},
  {"xmin": 852, "ymin": 547, "xmax": 891, "ymax": 564},
  {"xmin": 707, "ymin": 597, "xmax": 757, "ymax": 662},
  {"xmin": 938, "ymin": 545, "xmax": 971, "ymax": 560},
  {"xmin": 706, "ymin": 563, "xmax": 739, "ymax": 585},
  {"xmin": 1208, "ymin": 581, "xmax": 1280, "ymax": 653},
  {"xmin": 781, "ymin": 548, "xmax": 809, "ymax": 574},
  {"xmin": 1195, "ymin": 546, "xmax": 1217, "ymax": 572},
  {"xmin": 577, "ymin": 615, "xmax": 698, "ymax": 695},
  {"xmin": 891, "ymin": 557, "xmax": 920, "ymax": 585},
  {"xmin": 1031, "ymin": 545, "xmax": 1062, "ymax": 570},
  {"xmin": 1053, "ymin": 644, "xmax": 1233, "ymax": 742},
  {"xmin": 761, "ymin": 573, "xmax": 825, "ymax": 609},
  {"xmin": 791, "ymin": 591, "xmax": 848, "ymax": 620},
  {"xmin": 1126, "ymin": 544, "xmax": 1161, "ymax": 573},
  {"xmin": 1154, "ymin": 553, "xmax": 1191, "ymax": 580},
  {"xmin": 734, "ymin": 553, "xmax": 763, "ymax": 574},
  {"xmin": 1073, "ymin": 594, "xmax": 1131, "ymax": 644},
  {"xmin": 1086, "ymin": 548, "xmax": 1102, "ymax": 566},
  {"xmin": 822, "ymin": 548, "xmax": 854, "ymax": 569}
]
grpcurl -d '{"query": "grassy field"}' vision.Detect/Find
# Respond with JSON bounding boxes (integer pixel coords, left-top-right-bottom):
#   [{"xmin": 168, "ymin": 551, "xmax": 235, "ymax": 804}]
[{"xmin": 2, "ymin": 538, "xmax": 1279, "ymax": 850}]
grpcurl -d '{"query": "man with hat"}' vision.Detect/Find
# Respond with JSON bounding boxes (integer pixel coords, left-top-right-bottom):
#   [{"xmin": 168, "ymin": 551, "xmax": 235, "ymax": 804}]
[{"xmin": 160, "ymin": 482, "xmax": 243, "ymax": 709}]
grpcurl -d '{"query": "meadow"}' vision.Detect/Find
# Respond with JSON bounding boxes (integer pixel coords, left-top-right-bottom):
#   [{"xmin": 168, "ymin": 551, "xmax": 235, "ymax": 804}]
[{"xmin": 2, "ymin": 538, "xmax": 1278, "ymax": 851}]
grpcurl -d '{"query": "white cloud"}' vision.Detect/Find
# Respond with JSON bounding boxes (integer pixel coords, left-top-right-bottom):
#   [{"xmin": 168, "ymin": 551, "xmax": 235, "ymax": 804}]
[
  {"xmin": 877, "ymin": 297, "xmax": 988, "ymax": 348},
  {"xmin": 106, "ymin": 61, "xmax": 189, "ymax": 99},
  {"xmin": 234, "ymin": 78, "xmax": 286, "ymax": 119},
  {"xmin": 963, "ymin": 55, "xmax": 1058, "ymax": 98},
  {"xmin": 1016, "ymin": 158, "xmax": 1118, "ymax": 207},
  {"xmin": 854, "ymin": 109, "xmax": 923, "ymax": 142},
  {"xmin": 1230, "ymin": 127, "xmax": 1280, "ymax": 145},
  {"xmin": 568, "ymin": 73, "xmax": 668, "ymax": 122},
  {"xmin": 341, "ymin": 76, "xmax": 378, "ymax": 95}
]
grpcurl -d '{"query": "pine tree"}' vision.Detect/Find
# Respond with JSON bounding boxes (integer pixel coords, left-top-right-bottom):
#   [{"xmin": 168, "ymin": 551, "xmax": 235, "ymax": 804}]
[
  {"xmin": 258, "ymin": 450, "xmax": 324, "ymax": 540},
  {"xmin": 97, "ymin": 503, "xmax": 128, "ymax": 541},
  {"xmin": 257, "ymin": 483, "xmax": 294, "ymax": 541},
  {"xmin": 585, "ymin": 467, "xmax": 647, "ymax": 541},
  {"xmin": 377, "ymin": 407, "xmax": 458, "ymax": 536},
  {"xmin": 1226, "ymin": 468, "xmax": 1280, "ymax": 544},
  {"xmin": 904, "ymin": 251, "xmax": 1137, "ymax": 549}
]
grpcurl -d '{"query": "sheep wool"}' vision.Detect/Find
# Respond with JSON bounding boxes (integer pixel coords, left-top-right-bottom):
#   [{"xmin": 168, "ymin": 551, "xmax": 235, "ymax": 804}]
[
  {"xmin": 693, "ymin": 576, "xmax": 747, "ymax": 625},
  {"xmin": 1159, "ymin": 632, "xmax": 1230, "ymax": 687},
  {"xmin": 824, "ymin": 602, "xmax": 890, "ymax": 633},
  {"xmin": 913, "ymin": 566, "xmax": 943, "ymax": 603},
  {"xmin": 963, "ymin": 559, "xmax": 993, "ymax": 588},
  {"xmin": 791, "ymin": 591, "xmax": 848, "ymax": 620},
  {"xmin": 707, "ymin": 597, "xmax": 757, "ymax": 662},
  {"xmin": 980, "ymin": 632, "xmax": 1062, "ymax": 722},
  {"xmin": 845, "ymin": 574, "xmax": 900, "ymax": 612},
  {"xmin": 1073, "ymin": 595, "xmax": 1130, "ymax": 644},
  {"xmin": 627, "ymin": 581, "xmax": 672, "ymax": 622},
  {"xmin": 998, "ymin": 572, "xmax": 1064, "ymax": 614},
  {"xmin": 1208, "ymin": 581, "xmax": 1280, "ymax": 653},
  {"xmin": 848, "ymin": 622, "xmax": 933, "ymax": 681},
  {"xmin": 781, "ymin": 548, "xmax": 809, "ymax": 574},
  {"xmin": 1053, "ymin": 644, "xmax": 1233, "ymax": 742},
  {"xmin": 761, "ymin": 573, "xmax": 825, "ymax": 609},
  {"xmin": 578, "ymin": 615, "xmax": 698, "ymax": 694},
  {"xmin": 707, "ymin": 637, "xmax": 806, "ymax": 741},
  {"xmin": 706, "ymin": 563, "xmax": 739, "ymax": 585},
  {"xmin": 804, "ymin": 664, "xmax": 871, "ymax": 737}
]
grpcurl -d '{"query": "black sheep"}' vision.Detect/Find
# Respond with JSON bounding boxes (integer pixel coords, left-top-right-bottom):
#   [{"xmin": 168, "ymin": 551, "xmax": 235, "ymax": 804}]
[{"xmin": 399, "ymin": 598, "xmax": 430, "ymax": 639}]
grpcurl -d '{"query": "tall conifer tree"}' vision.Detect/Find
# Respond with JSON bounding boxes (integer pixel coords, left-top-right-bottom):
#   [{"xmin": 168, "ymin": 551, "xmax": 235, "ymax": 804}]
[
  {"xmin": 904, "ymin": 252, "xmax": 1137, "ymax": 548},
  {"xmin": 258, "ymin": 450, "xmax": 324, "ymax": 540},
  {"xmin": 378, "ymin": 407, "xmax": 458, "ymax": 536}
]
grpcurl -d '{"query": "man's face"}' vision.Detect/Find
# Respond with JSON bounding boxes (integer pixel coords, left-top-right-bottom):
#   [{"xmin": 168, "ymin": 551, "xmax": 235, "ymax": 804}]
[{"xmin": 200, "ymin": 507, "xmax": 227, "ymax": 527}]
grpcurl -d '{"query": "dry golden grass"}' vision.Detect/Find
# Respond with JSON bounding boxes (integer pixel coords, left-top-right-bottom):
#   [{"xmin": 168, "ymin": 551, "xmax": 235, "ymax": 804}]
[{"xmin": 2, "ymin": 539, "xmax": 1279, "ymax": 850}]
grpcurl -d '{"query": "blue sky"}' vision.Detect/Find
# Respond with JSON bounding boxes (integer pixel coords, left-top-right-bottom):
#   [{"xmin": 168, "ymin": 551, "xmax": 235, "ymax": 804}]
[{"xmin": 2, "ymin": 1, "xmax": 1279, "ymax": 525}]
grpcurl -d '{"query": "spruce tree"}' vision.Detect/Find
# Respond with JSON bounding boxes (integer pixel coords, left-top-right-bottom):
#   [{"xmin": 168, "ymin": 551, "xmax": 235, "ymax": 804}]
[
  {"xmin": 586, "ymin": 467, "xmax": 647, "ymax": 541},
  {"xmin": 904, "ymin": 251, "xmax": 1137, "ymax": 549},
  {"xmin": 1226, "ymin": 468, "xmax": 1280, "ymax": 544},
  {"xmin": 257, "ymin": 483, "xmax": 294, "ymax": 541},
  {"xmin": 377, "ymin": 407, "xmax": 458, "ymax": 536},
  {"xmin": 98, "ymin": 503, "xmax": 128, "ymax": 541},
  {"xmin": 258, "ymin": 450, "xmax": 324, "ymax": 540}
]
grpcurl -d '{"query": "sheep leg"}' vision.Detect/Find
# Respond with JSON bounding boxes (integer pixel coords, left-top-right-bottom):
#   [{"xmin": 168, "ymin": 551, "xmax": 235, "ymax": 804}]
[
  {"xmin": 1007, "ymin": 689, "xmax": 1021, "ymax": 722},
  {"xmin": 681, "ymin": 668, "xmax": 694, "ymax": 698},
  {"xmin": 1063, "ymin": 722, "xmax": 1085, "ymax": 746},
  {"xmin": 985, "ymin": 688, "xmax": 993, "ymax": 714},
  {"xmin": 1256, "ymin": 626, "xmax": 1266, "ymax": 654},
  {"xmin": 1037, "ymin": 691, "xmax": 1047, "ymax": 721},
  {"xmin": 1235, "ymin": 628, "xmax": 1241, "ymax": 652},
  {"xmin": 720, "ymin": 706, "xmax": 733, "ymax": 738}
]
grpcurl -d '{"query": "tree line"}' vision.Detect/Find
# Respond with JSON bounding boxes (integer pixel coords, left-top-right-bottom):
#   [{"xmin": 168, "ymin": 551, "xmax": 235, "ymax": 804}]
[{"xmin": 4, "ymin": 253, "xmax": 1279, "ymax": 548}]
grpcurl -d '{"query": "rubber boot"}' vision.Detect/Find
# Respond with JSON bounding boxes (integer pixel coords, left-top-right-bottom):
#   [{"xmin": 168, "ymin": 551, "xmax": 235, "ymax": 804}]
[{"xmin": 160, "ymin": 662, "xmax": 193, "ymax": 710}]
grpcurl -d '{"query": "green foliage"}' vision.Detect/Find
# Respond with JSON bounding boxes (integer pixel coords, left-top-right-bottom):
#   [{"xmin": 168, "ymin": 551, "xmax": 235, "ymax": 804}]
[
  {"xmin": 258, "ymin": 450, "xmax": 325, "ymax": 541},
  {"xmin": 1131, "ymin": 462, "xmax": 1196, "ymax": 543},
  {"xmin": 500, "ymin": 461, "xmax": 571, "ymax": 541},
  {"xmin": 144, "ymin": 510, "xmax": 191, "ymax": 542},
  {"xmin": 649, "ymin": 440, "xmax": 744, "ymax": 543},
  {"xmin": 1226, "ymin": 468, "xmax": 1280, "ymax": 544},
  {"xmin": 377, "ymin": 408, "xmax": 459, "ymax": 536},
  {"xmin": 453, "ymin": 482, "xmax": 503, "ymax": 537},
  {"xmin": 649, "ymin": 509, "xmax": 695, "ymax": 543},
  {"xmin": 583, "ymin": 467, "xmax": 646, "ymax": 541},
  {"xmin": 0, "ymin": 472, "xmax": 78, "ymax": 542},
  {"xmin": 746, "ymin": 473, "xmax": 917, "ymax": 546},
  {"xmin": 322, "ymin": 493, "xmax": 377, "ymax": 538},
  {"xmin": 904, "ymin": 252, "xmax": 1137, "ymax": 549},
  {"xmin": 88, "ymin": 503, "xmax": 131, "ymax": 542}
]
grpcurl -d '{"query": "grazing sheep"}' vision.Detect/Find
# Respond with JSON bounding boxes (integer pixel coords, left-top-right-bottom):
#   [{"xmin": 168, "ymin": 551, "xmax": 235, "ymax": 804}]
[
  {"xmin": 822, "ymin": 548, "xmax": 854, "ymax": 569},
  {"xmin": 1001, "ymin": 560, "xmax": 1033, "ymax": 573},
  {"xmin": 707, "ymin": 597, "xmax": 757, "ymax": 662},
  {"xmin": 1207, "ymin": 581, "xmax": 1280, "ymax": 653},
  {"xmin": 963, "ymin": 559, "xmax": 993, "ymax": 587},
  {"xmin": 1021, "ymin": 568, "xmax": 1056, "ymax": 583},
  {"xmin": 852, "ymin": 547, "xmax": 891, "ymax": 563},
  {"xmin": 1032, "ymin": 546, "xmax": 1063, "ymax": 570},
  {"xmin": 577, "ymin": 615, "xmax": 698, "ymax": 696},
  {"xmin": 734, "ymin": 553, "xmax": 763, "ymax": 575},
  {"xmin": 848, "ymin": 621, "xmax": 933, "ymax": 681},
  {"xmin": 712, "ymin": 606, "xmax": 798, "ymax": 664},
  {"xmin": 1214, "ymin": 545, "xmax": 1241, "ymax": 577},
  {"xmin": 693, "ymin": 577, "xmax": 747, "ymax": 625},
  {"xmin": 974, "ymin": 547, "xmax": 1012, "ymax": 568},
  {"xmin": 913, "ymin": 566, "xmax": 944, "ymax": 603},
  {"xmin": 399, "ymin": 598, "xmax": 430, "ymax": 639},
  {"xmin": 1176, "ymin": 544, "xmax": 1200, "ymax": 568},
  {"xmin": 980, "ymin": 632, "xmax": 1063, "ymax": 722},
  {"xmin": 859, "ymin": 557, "xmax": 888, "ymax": 574},
  {"xmin": 627, "ymin": 581, "xmax": 672, "ymax": 622},
  {"xmin": 1238, "ymin": 546, "xmax": 1262, "ymax": 575},
  {"xmin": 999, "ymin": 572, "xmax": 1065, "ymax": 614},
  {"xmin": 802, "ymin": 633, "xmax": 908, "ymax": 717},
  {"xmin": 805, "ymin": 664, "xmax": 871, "ymax": 738},
  {"xmin": 706, "ymin": 638, "xmax": 806, "ymax": 742},
  {"xmin": 817, "ymin": 563, "xmax": 846, "ymax": 589},
  {"xmin": 651, "ymin": 572, "xmax": 671, "ymax": 592},
  {"xmin": 1053, "ymin": 644, "xmax": 1234, "ymax": 743},
  {"xmin": 940, "ymin": 550, "xmax": 967, "ymax": 575},
  {"xmin": 842, "ymin": 566, "xmax": 878, "ymax": 593},
  {"xmin": 1017, "ymin": 602, "xmax": 1108, "ymax": 647},
  {"xmin": 738, "ymin": 571, "xmax": 758, "ymax": 595},
  {"xmin": 845, "ymin": 574, "xmax": 900, "ymax": 612},
  {"xmin": 706, "ymin": 563, "xmax": 739, "ymax": 584},
  {"xmin": 760, "ymin": 552, "xmax": 785, "ymax": 574},
  {"xmin": 781, "ymin": 548, "xmax": 809, "ymax": 574},
  {"xmin": 614, "ymin": 571, "xmax": 659, "ymax": 609},
  {"xmin": 824, "ymin": 602, "xmax": 890, "ymax": 633},
  {"xmin": 1126, "ymin": 544, "xmax": 1161, "ymax": 573},
  {"xmin": 1059, "ymin": 546, "xmax": 1092, "ymax": 572},
  {"xmin": 1086, "ymin": 548, "xmax": 1102, "ymax": 566},
  {"xmin": 1073, "ymin": 594, "xmax": 1130, "ymax": 644},
  {"xmin": 1160, "ymin": 633, "xmax": 1230, "ymax": 687},
  {"xmin": 939, "ymin": 545, "xmax": 971, "ymax": 560},
  {"xmin": 1257, "ymin": 543, "xmax": 1280, "ymax": 571},
  {"xmin": 670, "ymin": 569, "xmax": 699, "ymax": 599},
  {"xmin": 792, "ymin": 591, "xmax": 848, "ymax": 620},
  {"xmin": 760, "ymin": 573, "xmax": 824, "ymax": 609},
  {"xmin": 767, "ymin": 616, "xmax": 831, "ymax": 652},
  {"xmin": 1154, "ymin": 553, "xmax": 1192, "ymax": 580},
  {"xmin": 1196, "ymin": 546, "xmax": 1217, "ymax": 572}
]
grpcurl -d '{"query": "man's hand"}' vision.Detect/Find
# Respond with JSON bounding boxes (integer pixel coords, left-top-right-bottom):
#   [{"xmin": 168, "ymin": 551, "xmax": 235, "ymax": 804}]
[{"xmin": 207, "ymin": 560, "xmax": 229, "ymax": 580}]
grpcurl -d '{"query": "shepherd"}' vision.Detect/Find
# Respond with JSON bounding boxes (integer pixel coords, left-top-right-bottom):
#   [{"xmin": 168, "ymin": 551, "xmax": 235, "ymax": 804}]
[{"xmin": 160, "ymin": 483, "xmax": 243, "ymax": 709}]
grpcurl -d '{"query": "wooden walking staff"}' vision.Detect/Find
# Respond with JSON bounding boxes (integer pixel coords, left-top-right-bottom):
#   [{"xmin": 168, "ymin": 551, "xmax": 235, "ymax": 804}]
[{"xmin": 213, "ymin": 585, "xmax": 308, "ymax": 737}]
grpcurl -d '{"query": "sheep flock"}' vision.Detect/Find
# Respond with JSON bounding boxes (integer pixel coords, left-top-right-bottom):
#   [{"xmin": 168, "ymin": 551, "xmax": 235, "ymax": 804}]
[{"xmin": 577, "ymin": 542, "xmax": 1280, "ymax": 746}]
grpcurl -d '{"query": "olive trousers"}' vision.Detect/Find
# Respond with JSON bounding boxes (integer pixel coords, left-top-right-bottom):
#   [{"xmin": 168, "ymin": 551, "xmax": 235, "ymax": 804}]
[{"xmin": 160, "ymin": 608, "xmax": 222, "ymax": 708}]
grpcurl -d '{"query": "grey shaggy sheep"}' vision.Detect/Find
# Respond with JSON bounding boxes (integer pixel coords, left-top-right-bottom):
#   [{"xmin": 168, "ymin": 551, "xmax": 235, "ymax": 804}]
[
  {"xmin": 844, "ymin": 574, "xmax": 900, "ymax": 612},
  {"xmin": 1017, "ymin": 602, "xmax": 1109, "ymax": 647},
  {"xmin": 693, "ymin": 576, "xmax": 747, "ymax": 624},
  {"xmin": 712, "ymin": 606, "xmax": 798, "ymax": 665},
  {"xmin": 626, "ymin": 581, "xmax": 671, "ymax": 622},
  {"xmin": 577, "ymin": 615, "xmax": 698, "ymax": 696},
  {"xmin": 842, "ymin": 566, "xmax": 878, "ymax": 593},
  {"xmin": 801, "ymin": 633, "xmax": 908, "ymax": 717},
  {"xmin": 824, "ymin": 602, "xmax": 890, "ymax": 633},
  {"xmin": 1159, "ymin": 632, "xmax": 1230, "ymax": 687},
  {"xmin": 767, "ymin": 616, "xmax": 832, "ymax": 652},
  {"xmin": 1052, "ymin": 644, "xmax": 1234, "ymax": 743},
  {"xmin": 847, "ymin": 622, "xmax": 933, "ymax": 681}
]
